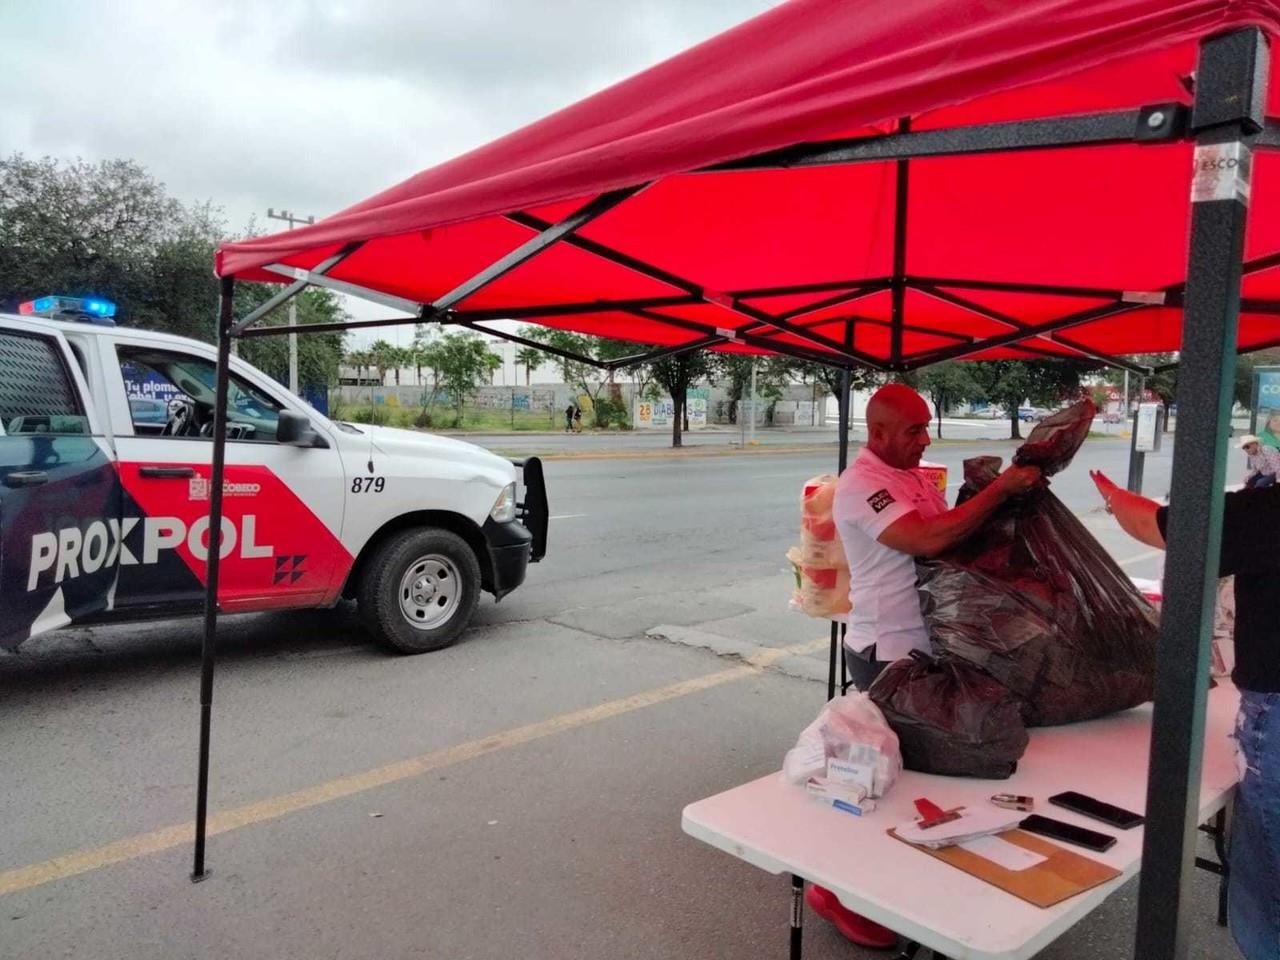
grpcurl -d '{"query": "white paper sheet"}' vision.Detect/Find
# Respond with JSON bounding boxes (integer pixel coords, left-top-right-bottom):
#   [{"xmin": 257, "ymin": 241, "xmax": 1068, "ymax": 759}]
[
  {"xmin": 958, "ymin": 835, "xmax": 1048, "ymax": 872},
  {"xmin": 895, "ymin": 808, "xmax": 1023, "ymax": 846}
]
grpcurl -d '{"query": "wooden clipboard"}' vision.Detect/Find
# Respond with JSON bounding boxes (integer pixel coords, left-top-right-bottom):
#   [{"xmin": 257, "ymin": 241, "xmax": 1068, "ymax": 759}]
[{"xmin": 888, "ymin": 828, "xmax": 1122, "ymax": 908}]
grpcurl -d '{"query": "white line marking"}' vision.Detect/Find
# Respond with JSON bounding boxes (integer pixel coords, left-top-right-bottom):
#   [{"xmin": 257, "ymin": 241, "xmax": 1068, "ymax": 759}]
[{"xmin": 549, "ymin": 514, "xmax": 587, "ymax": 520}]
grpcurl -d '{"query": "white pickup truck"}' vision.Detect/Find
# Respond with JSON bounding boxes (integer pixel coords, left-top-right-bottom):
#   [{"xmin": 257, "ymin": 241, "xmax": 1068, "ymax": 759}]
[{"xmin": 0, "ymin": 301, "xmax": 547, "ymax": 653}]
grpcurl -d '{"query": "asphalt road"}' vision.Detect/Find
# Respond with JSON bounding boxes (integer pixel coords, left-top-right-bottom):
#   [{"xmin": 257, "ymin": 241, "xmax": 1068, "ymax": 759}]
[
  {"xmin": 449, "ymin": 416, "xmax": 1088, "ymax": 455},
  {"xmin": 0, "ymin": 435, "xmax": 1235, "ymax": 960}
]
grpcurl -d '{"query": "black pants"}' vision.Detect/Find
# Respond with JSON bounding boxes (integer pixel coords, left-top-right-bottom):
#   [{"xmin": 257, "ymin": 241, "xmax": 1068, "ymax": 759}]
[{"xmin": 844, "ymin": 646, "xmax": 889, "ymax": 692}]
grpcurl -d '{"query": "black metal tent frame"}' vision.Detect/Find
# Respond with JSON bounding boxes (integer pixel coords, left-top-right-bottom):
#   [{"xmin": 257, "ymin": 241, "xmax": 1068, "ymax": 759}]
[{"xmin": 198, "ymin": 27, "xmax": 1271, "ymax": 960}]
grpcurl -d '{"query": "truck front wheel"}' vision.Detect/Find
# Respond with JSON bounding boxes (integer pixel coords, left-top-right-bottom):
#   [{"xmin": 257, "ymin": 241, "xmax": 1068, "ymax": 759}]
[{"xmin": 358, "ymin": 527, "xmax": 482, "ymax": 653}]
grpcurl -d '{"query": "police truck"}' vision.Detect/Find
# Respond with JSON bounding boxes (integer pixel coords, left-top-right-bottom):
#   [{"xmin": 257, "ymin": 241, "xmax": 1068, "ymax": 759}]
[{"xmin": 0, "ymin": 296, "xmax": 548, "ymax": 653}]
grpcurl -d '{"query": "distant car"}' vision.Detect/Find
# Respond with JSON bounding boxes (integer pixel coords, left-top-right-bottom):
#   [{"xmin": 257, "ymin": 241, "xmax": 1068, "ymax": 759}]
[
  {"xmin": 1103, "ymin": 411, "xmax": 1124, "ymax": 424},
  {"xmin": 1018, "ymin": 407, "xmax": 1050, "ymax": 422}
]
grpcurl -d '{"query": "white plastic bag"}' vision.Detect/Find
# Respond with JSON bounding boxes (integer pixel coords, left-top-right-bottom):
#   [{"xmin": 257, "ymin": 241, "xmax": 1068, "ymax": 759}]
[{"xmin": 782, "ymin": 693, "xmax": 902, "ymax": 798}]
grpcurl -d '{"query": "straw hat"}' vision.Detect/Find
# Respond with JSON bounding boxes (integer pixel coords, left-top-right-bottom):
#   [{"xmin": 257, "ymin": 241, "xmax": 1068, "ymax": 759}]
[{"xmin": 1239, "ymin": 434, "xmax": 1261, "ymax": 448}]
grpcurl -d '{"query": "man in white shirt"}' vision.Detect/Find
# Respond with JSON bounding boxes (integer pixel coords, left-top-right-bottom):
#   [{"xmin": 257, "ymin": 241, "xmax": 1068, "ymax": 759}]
[
  {"xmin": 808, "ymin": 383, "xmax": 1044, "ymax": 952},
  {"xmin": 1240, "ymin": 434, "xmax": 1280, "ymax": 489},
  {"xmin": 833, "ymin": 384, "xmax": 1041, "ymax": 688}
]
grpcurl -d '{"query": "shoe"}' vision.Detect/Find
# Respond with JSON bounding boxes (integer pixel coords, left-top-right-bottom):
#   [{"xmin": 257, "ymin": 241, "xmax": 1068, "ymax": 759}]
[{"xmin": 806, "ymin": 884, "xmax": 898, "ymax": 950}]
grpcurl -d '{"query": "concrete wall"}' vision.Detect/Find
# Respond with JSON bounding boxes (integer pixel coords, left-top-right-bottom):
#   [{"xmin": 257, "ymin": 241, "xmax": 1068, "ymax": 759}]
[{"xmin": 335, "ymin": 380, "xmax": 834, "ymax": 426}]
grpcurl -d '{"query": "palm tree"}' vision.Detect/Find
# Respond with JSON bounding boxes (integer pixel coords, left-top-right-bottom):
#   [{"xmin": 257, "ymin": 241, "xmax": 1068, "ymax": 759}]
[
  {"xmin": 387, "ymin": 345, "xmax": 412, "ymax": 385},
  {"xmin": 516, "ymin": 346, "xmax": 545, "ymax": 386},
  {"xmin": 368, "ymin": 339, "xmax": 396, "ymax": 386},
  {"xmin": 345, "ymin": 348, "xmax": 371, "ymax": 383}
]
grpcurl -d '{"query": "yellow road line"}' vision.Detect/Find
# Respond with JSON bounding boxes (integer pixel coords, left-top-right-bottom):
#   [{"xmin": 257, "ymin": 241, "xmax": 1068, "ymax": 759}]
[{"xmin": 0, "ymin": 637, "xmax": 826, "ymax": 898}]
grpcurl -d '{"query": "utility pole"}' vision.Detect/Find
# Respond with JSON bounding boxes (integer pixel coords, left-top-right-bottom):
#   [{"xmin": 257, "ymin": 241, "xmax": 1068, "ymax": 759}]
[
  {"xmin": 748, "ymin": 359, "xmax": 758, "ymax": 444},
  {"xmin": 266, "ymin": 208, "xmax": 316, "ymax": 394}
]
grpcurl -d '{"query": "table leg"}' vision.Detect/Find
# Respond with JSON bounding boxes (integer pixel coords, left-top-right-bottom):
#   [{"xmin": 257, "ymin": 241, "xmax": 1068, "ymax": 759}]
[
  {"xmin": 789, "ymin": 874, "xmax": 804, "ymax": 960},
  {"xmin": 1195, "ymin": 809, "xmax": 1230, "ymax": 928},
  {"xmin": 1212, "ymin": 808, "xmax": 1229, "ymax": 927}
]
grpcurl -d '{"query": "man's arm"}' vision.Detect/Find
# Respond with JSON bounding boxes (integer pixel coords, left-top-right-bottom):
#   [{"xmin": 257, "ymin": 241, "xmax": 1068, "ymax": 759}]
[
  {"xmin": 878, "ymin": 465, "xmax": 1041, "ymax": 558},
  {"xmin": 1090, "ymin": 470, "xmax": 1165, "ymax": 548}
]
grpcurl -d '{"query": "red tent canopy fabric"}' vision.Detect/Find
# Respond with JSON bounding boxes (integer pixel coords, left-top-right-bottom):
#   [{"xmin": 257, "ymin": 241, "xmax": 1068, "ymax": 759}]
[{"xmin": 214, "ymin": 0, "xmax": 1280, "ymax": 367}]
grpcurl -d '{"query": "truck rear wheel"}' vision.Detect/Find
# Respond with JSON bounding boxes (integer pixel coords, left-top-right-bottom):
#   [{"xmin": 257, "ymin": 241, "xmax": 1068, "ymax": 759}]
[{"xmin": 358, "ymin": 527, "xmax": 481, "ymax": 653}]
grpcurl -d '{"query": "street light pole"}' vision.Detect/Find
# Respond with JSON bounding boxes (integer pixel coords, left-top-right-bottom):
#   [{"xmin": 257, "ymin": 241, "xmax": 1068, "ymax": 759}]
[{"xmin": 266, "ymin": 208, "xmax": 316, "ymax": 394}]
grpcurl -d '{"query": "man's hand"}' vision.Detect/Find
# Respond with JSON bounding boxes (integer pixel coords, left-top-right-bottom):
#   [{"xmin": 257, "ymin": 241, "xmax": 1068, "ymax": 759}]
[
  {"xmin": 1090, "ymin": 470, "xmax": 1121, "ymax": 508},
  {"xmin": 997, "ymin": 465, "xmax": 1042, "ymax": 497}
]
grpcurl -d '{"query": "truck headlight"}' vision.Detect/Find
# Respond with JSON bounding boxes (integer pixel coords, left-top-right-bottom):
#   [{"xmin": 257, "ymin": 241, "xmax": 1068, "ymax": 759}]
[{"xmin": 490, "ymin": 482, "xmax": 517, "ymax": 523}]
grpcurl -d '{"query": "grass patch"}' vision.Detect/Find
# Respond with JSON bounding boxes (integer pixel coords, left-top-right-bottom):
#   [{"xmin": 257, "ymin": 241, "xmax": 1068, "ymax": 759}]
[{"xmin": 335, "ymin": 403, "xmax": 599, "ymax": 432}]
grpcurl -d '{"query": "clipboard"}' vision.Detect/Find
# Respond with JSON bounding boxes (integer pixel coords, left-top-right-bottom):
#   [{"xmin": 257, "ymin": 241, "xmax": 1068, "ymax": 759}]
[{"xmin": 888, "ymin": 828, "xmax": 1122, "ymax": 908}]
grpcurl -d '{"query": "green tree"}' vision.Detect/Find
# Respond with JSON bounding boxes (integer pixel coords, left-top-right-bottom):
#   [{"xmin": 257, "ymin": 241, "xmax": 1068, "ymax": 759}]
[
  {"xmin": 515, "ymin": 346, "xmax": 545, "ymax": 385},
  {"xmin": 968, "ymin": 360, "xmax": 1095, "ymax": 440},
  {"xmin": 650, "ymin": 351, "xmax": 716, "ymax": 447},
  {"xmin": 518, "ymin": 327, "xmax": 614, "ymax": 414},
  {"xmin": 367, "ymin": 339, "xmax": 397, "ymax": 387},
  {"xmin": 916, "ymin": 361, "xmax": 979, "ymax": 438},
  {"xmin": 432, "ymin": 332, "xmax": 502, "ymax": 426},
  {"xmin": 712, "ymin": 355, "xmax": 791, "ymax": 425},
  {"xmin": 234, "ymin": 286, "xmax": 348, "ymax": 391},
  {"xmin": 1235, "ymin": 351, "xmax": 1280, "ymax": 410},
  {"xmin": 0, "ymin": 153, "xmax": 226, "ymax": 338}
]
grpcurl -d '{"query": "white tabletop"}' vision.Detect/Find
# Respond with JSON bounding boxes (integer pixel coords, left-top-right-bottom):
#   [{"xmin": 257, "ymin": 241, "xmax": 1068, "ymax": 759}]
[{"xmin": 683, "ymin": 683, "xmax": 1240, "ymax": 960}]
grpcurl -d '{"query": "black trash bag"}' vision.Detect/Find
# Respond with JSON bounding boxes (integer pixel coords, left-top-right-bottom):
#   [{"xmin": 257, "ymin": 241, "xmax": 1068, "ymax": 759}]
[
  {"xmin": 917, "ymin": 398, "xmax": 1159, "ymax": 726},
  {"xmin": 868, "ymin": 652, "xmax": 1028, "ymax": 779}
]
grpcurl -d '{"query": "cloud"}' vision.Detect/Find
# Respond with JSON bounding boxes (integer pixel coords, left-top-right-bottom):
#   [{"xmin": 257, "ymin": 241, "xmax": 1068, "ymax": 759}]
[
  {"xmin": 0, "ymin": 0, "xmax": 778, "ymax": 336},
  {"xmin": 0, "ymin": 0, "xmax": 777, "ymax": 232}
]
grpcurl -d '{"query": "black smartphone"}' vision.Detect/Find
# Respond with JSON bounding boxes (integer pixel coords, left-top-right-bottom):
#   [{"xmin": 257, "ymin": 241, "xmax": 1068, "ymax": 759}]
[
  {"xmin": 1020, "ymin": 814, "xmax": 1117, "ymax": 852},
  {"xmin": 1049, "ymin": 791, "xmax": 1144, "ymax": 830}
]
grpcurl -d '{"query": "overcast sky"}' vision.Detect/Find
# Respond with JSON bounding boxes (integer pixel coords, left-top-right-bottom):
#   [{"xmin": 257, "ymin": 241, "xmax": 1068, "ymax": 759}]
[{"xmin": 1, "ymin": 1, "xmax": 779, "ymax": 343}]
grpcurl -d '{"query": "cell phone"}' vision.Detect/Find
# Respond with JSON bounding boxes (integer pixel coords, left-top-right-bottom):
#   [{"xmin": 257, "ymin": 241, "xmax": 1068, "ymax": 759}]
[
  {"xmin": 1019, "ymin": 814, "xmax": 1117, "ymax": 852},
  {"xmin": 1049, "ymin": 791, "xmax": 1144, "ymax": 830}
]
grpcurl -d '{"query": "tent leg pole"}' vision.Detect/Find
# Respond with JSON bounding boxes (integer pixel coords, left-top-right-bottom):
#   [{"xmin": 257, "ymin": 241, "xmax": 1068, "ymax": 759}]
[
  {"xmin": 827, "ymin": 622, "xmax": 839, "ymax": 701},
  {"xmin": 192, "ymin": 276, "xmax": 236, "ymax": 882},
  {"xmin": 828, "ymin": 322, "xmax": 856, "ymax": 701},
  {"xmin": 1133, "ymin": 27, "xmax": 1267, "ymax": 960},
  {"xmin": 789, "ymin": 874, "xmax": 804, "ymax": 960}
]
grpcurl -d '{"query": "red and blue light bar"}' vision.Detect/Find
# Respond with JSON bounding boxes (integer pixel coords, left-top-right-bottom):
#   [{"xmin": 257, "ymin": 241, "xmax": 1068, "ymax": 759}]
[{"xmin": 18, "ymin": 295, "xmax": 117, "ymax": 322}]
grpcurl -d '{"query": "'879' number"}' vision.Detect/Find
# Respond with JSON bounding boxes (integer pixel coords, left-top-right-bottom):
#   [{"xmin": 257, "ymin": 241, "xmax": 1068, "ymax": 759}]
[{"xmin": 352, "ymin": 477, "xmax": 385, "ymax": 494}]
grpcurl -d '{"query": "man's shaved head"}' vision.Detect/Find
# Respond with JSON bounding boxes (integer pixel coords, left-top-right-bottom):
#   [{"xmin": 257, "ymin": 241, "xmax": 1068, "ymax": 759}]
[{"xmin": 866, "ymin": 383, "xmax": 932, "ymax": 469}]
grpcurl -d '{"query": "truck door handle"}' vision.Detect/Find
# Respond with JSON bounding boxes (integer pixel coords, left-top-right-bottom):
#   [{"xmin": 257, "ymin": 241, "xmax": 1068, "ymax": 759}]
[
  {"xmin": 139, "ymin": 466, "xmax": 195, "ymax": 479},
  {"xmin": 4, "ymin": 470, "xmax": 49, "ymax": 488}
]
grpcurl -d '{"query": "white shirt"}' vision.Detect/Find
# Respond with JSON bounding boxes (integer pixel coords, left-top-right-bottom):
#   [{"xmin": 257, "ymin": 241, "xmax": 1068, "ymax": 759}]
[
  {"xmin": 1246, "ymin": 444, "xmax": 1280, "ymax": 479},
  {"xmin": 832, "ymin": 447, "xmax": 948, "ymax": 661}
]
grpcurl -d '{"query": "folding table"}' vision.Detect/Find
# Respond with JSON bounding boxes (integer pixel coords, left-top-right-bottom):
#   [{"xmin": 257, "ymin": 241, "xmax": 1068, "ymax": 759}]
[{"xmin": 683, "ymin": 683, "xmax": 1239, "ymax": 960}]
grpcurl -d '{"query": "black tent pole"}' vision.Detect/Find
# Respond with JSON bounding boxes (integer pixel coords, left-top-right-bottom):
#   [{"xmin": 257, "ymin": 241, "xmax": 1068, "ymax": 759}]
[
  {"xmin": 828, "ymin": 359, "xmax": 853, "ymax": 701},
  {"xmin": 827, "ymin": 320, "xmax": 856, "ymax": 701},
  {"xmin": 890, "ymin": 118, "xmax": 910, "ymax": 369},
  {"xmin": 1133, "ymin": 27, "xmax": 1267, "ymax": 960},
  {"xmin": 192, "ymin": 276, "xmax": 235, "ymax": 881}
]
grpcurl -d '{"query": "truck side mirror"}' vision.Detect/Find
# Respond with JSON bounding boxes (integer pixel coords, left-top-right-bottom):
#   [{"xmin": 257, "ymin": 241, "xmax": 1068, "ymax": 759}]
[{"xmin": 277, "ymin": 410, "xmax": 328, "ymax": 448}]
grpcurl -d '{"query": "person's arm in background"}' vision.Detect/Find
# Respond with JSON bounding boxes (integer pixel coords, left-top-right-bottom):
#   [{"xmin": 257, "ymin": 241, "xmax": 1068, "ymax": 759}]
[
  {"xmin": 878, "ymin": 464, "xmax": 1042, "ymax": 558},
  {"xmin": 1090, "ymin": 470, "xmax": 1165, "ymax": 548}
]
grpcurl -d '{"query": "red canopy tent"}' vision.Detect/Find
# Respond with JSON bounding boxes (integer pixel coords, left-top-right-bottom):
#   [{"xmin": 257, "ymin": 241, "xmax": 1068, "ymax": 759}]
[
  {"xmin": 217, "ymin": 0, "xmax": 1280, "ymax": 372},
  {"xmin": 206, "ymin": 3, "xmax": 1280, "ymax": 957}
]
